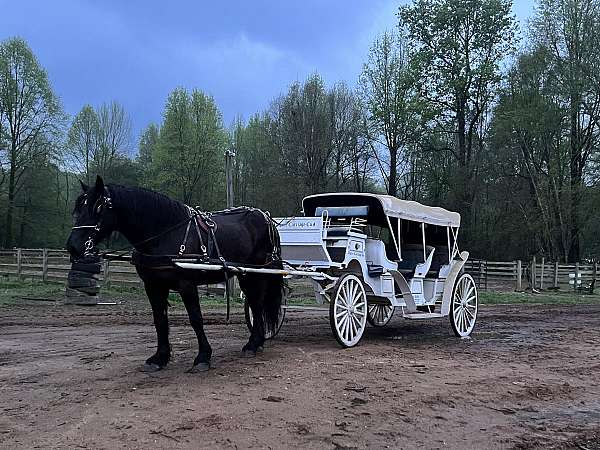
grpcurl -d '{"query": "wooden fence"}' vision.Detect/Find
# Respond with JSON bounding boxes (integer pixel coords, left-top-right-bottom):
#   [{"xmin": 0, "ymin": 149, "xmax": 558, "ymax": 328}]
[
  {"xmin": 464, "ymin": 259, "xmax": 598, "ymax": 292},
  {"xmin": 0, "ymin": 248, "xmax": 597, "ymax": 293},
  {"xmin": 0, "ymin": 248, "xmax": 141, "ymax": 287}
]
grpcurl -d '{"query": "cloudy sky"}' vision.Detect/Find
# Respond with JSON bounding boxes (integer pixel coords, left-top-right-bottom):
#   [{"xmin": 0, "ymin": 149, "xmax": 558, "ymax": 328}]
[{"xmin": 2, "ymin": 0, "xmax": 536, "ymax": 142}]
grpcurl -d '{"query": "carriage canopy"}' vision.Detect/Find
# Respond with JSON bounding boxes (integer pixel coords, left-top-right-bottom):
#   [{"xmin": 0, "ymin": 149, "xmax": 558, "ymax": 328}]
[{"xmin": 302, "ymin": 193, "xmax": 460, "ymax": 228}]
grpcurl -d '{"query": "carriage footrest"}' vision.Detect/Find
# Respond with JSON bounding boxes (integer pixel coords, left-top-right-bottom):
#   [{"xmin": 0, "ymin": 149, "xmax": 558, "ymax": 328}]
[
  {"xmin": 403, "ymin": 312, "xmax": 444, "ymax": 320},
  {"xmin": 367, "ymin": 264, "xmax": 384, "ymax": 277}
]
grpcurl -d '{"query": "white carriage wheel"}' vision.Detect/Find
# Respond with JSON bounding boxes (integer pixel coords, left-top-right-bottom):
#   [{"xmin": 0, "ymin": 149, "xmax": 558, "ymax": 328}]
[
  {"xmin": 244, "ymin": 295, "xmax": 286, "ymax": 340},
  {"xmin": 329, "ymin": 274, "xmax": 367, "ymax": 348},
  {"xmin": 450, "ymin": 273, "xmax": 478, "ymax": 337},
  {"xmin": 367, "ymin": 303, "xmax": 394, "ymax": 327}
]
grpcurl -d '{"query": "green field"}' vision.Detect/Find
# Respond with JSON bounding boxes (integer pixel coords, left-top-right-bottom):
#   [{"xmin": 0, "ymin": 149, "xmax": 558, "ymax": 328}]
[{"xmin": 1, "ymin": 277, "xmax": 598, "ymax": 307}]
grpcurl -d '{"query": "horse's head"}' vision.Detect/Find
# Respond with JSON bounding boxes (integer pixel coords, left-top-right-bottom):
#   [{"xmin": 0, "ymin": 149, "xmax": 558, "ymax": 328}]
[{"xmin": 66, "ymin": 175, "xmax": 117, "ymax": 260}]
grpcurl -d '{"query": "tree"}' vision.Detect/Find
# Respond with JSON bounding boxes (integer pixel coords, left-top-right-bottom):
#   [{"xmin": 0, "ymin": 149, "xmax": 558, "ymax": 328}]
[
  {"xmin": 94, "ymin": 101, "xmax": 132, "ymax": 179},
  {"xmin": 399, "ymin": 0, "xmax": 517, "ymax": 229},
  {"xmin": 360, "ymin": 31, "xmax": 418, "ymax": 197},
  {"xmin": 489, "ymin": 49, "xmax": 572, "ymax": 260},
  {"xmin": 274, "ymin": 74, "xmax": 334, "ymax": 195},
  {"xmin": 330, "ymin": 82, "xmax": 373, "ymax": 191},
  {"xmin": 137, "ymin": 123, "xmax": 159, "ymax": 186},
  {"xmin": 531, "ymin": 0, "xmax": 600, "ymax": 261},
  {"xmin": 0, "ymin": 37, "xmax": 62, "ymax": 247},
  {"xmin": 152, "ymin": 88, "xmax": 226, "ymax": 208},
  {"xmin": 66, "ymin": 105, "xmax": 98, "ymax": 184}
]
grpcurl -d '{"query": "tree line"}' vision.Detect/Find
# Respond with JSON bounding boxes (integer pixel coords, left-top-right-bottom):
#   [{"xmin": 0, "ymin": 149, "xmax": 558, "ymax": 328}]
[{"xmin": 1, "ymin": 0, "xmax": 599, "ymax": 262}]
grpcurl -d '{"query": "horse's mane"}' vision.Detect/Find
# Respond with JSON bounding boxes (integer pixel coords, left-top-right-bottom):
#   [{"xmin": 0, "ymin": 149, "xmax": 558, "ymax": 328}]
[{"xmin": 108, "ymin": 184, "xmax": 189, "ymax": 230}]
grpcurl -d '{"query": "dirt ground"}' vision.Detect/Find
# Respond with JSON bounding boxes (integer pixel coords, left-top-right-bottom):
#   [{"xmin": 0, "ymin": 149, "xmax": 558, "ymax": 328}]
[{"xmin": 1, "ymin": 297, "xmax": 600, "ymax": 450}]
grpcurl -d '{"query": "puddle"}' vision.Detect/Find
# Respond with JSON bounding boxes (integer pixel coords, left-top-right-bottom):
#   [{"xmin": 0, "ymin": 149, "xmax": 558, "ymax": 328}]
[{"xmin": 518, "ymin": 401, "xmax": 600, "ymax": 425}]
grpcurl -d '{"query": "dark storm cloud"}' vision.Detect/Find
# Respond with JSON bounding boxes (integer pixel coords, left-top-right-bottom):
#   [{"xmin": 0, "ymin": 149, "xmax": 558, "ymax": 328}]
[{"xmin": 1, "ymin": 0, "xmax": 534, "ymax": 146}]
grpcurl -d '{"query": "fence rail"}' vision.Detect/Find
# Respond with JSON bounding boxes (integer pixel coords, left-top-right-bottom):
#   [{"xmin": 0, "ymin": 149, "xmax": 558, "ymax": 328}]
[
  {"xmin": 464, "ymin": 258, "xmax": 598, "ymax": 292},
  {"xmin": 0, "ymin": 248, "xmax": 141, "ymax": 287},
  {"xmin": 0, "ymin": 249, "xmax": 597, "ymax": 293}
]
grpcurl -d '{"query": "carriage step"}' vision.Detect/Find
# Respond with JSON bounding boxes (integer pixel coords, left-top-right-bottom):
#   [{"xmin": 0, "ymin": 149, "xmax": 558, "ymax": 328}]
[{"xmin": 403, "ymin": 312, "xmax": 444, "ymax": 320}]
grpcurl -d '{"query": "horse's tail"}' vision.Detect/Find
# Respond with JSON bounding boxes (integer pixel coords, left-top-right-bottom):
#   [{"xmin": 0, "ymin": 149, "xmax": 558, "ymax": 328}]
[
  {"xmin": 263, "ymin": 213, "xmax": 284, "ymax": 335},
  {"xmin": 264, "ymin": 264, "xmax": 284, "ymax": 336}
]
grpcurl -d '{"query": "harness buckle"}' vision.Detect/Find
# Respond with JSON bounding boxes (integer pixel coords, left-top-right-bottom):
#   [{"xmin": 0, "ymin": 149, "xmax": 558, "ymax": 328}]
[{"xmin": 179, "ymin": 244, "xmax": 186, "ymax": 256}]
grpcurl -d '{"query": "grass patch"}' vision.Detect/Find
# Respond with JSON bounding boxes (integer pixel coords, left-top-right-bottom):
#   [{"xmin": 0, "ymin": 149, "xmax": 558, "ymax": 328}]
[
  {"xmin": 5, "ymin": 276, "xmax": 597, "ymax": 308},
  {"xmin": 480, "ymin": 290, "xmax": 600, "ymax": 305},
  {"xmin": 0, "ymin": 277, "xmax": 65, "ymax": 305}
]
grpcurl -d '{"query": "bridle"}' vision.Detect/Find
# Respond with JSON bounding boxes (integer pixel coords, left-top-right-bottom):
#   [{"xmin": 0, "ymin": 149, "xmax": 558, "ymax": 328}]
[{"xmin": 71, "ymin": 188, "xmax": 113, "ymax": 257}]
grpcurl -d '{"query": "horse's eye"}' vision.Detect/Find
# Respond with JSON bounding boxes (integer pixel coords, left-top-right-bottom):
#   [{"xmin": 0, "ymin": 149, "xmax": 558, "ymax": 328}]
[{"xmin": 96, "ymin": 204, "xmax": 103, "ymax": 214}]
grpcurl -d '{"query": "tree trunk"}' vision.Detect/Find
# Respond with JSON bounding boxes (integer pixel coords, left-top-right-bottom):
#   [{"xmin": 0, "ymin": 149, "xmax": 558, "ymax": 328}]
[
  {"xmin": 388, "ymin": 147, "xmax": 397, "ymax": 197},
  {"xmin": 4, "ymin": 161, "xmax": 16, "ymax": 248},
  {"xmin": 568, "ymin": 97, "xmax": 581, "ymax": 262},
  {"xmin": 456, "ymin": 98, "xmax": 471, "ymax": 228}
]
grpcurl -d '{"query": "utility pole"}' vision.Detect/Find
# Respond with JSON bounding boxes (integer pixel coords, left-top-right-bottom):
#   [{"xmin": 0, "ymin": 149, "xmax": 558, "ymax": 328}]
[
  {"xmin": 225, "ymin": 149, "xmax": 235, "ymax": 209},
  {"xmin": 224, "ymin": 149, "xmax": 236, "ymax": 321}
]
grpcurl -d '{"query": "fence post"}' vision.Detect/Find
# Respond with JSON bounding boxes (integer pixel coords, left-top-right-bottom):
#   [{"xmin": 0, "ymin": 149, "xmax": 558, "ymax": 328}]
[
  {"xmin": 42, "ymin": 249, "xmax": 48, "ymax": 282},
  {"xmin": 532, "ymin": 256, "xmax": 536, "ymax": 290},
  {"xmin": 540, "ymin": 257, "xmax": 545, "ymax": 290},
  {"xmin": 16, "ymin": 248, "xmax": 22, "ymax": 278},
  {"xmin": 575, "ymin": 262, "xmax": 580, "ymax": 292},
  {"xmin": 103, "ymin": 260, "xmax": 111, "ymax": 288},
  {"xmin": 554, "ymin": 261, "xmax": 559, "ymax": 289},
  {"xmin": 516, "ymin": 260, "xmax": 522, "ymax": 291}
]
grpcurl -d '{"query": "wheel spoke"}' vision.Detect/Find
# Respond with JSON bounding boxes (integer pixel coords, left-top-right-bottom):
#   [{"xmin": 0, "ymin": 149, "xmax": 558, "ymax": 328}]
[
  {"xmin": 465, "ymin": 295, "xmax": 477, "ymax": 305},
  {"xmin": 463, "ymin": 285, "xmax": 475, "ymax": 301},
  {"xmin": 338, "ymin": 313, "xmax": 348, "ymax": 331},
  {"xmin": 464, "ymin": 307, "xmax": 475, "ymax": 320},
  {"xmin": 342, "ymin": 284, "xmax": 350, "ymax": 303},
  {"xmin": 343, "ymin": 315, "xmax": 350, "ymax": 341},
  {"xmin": 349, "ymin": 315, "xmax": 357, "ymax": 338},
  {"xmin": 350, "ymin": 282, "xmax": 358, "ymax": 304}
]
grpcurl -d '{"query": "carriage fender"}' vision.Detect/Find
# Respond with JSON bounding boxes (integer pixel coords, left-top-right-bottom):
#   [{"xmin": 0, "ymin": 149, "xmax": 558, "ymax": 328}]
[
  {"xmin": 441, "ymin": 251, "xmax": 469, "ymax": 316},
  {"xmin": 345, "ymin": 259, "xmax": 378, "ymax": 296}
]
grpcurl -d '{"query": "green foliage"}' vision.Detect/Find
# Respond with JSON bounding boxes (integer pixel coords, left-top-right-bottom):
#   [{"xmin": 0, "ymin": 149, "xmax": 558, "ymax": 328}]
[
  {"xmin": 150, "ymin": 88, "xmax": 226, "ymax": 208},
  {"xmin": 0, "ymin": 37, "xmax": 64, "ymax": 247},
  {"xmin": 232, "ymin": 75, "xmax": 375, "ymax": 215},
  {"xmin": 137, "ymin": 123, "xmax": 159, "ymax": 186},
  {"xmin": 359, "ymin": 30, "xmax": 422, "ymax": 197},
  {"xmin": 1, "ymin": 6, "xmax": 600, "ymax": 266},
  {"xmin": 66, "ymin": 102, "xmax": 132, "ymax": 184},
  {"xmin": 399, "ymin": 0, "xmax": 518, "ymax": 233}
]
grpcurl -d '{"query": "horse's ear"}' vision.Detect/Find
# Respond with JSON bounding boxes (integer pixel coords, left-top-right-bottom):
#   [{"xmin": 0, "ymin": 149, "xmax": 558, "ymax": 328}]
[
  {"xmin": 95, "ymin": 175, "xmax": 104, "ymax": 191},
  {"xmin": 79, "ymin": 180, "xmax": 89, "ymax": 192}
]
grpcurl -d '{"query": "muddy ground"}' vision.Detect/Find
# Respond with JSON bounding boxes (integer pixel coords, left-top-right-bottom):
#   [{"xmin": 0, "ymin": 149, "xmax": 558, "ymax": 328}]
[{"xmin": 1, "ymin": 298, "xmax": 600, "ymax": 449}]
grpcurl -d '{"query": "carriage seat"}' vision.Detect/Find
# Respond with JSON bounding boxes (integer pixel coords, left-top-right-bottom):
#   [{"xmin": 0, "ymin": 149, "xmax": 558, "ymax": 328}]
[
  {"xmin": 397, "ymin": 244, "xmax": 435, "ymax": 278},
  {"xmin": 316, "ymin": 206, "xmax": 368, "ymax": 238},
  {"xmin": 326, "ymin": 227, "xmax": 354, "ymax": 237},
  {"xmin": 427, "ymin": 246, "xmax": 450, "ymax": 277},
  {"xmin": 365, "ymin": 239, "xmax": 397, "ymax": 276}
]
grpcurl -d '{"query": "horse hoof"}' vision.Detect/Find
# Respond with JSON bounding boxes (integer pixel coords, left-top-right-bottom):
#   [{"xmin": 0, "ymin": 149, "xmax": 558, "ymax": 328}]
[
  {"xmin": 140, "ymin": 363, "xmax": 163, "ymax": 373},
  {"xmin": 188, "ymin": 362, "xmax": 210, "ymax": 373},
  {"xmin": 257, "ymin": 346, "xmax": 264, "ymax": 353},
  {"xmin": 242, "ymin": 350, "xmax": 257, "ymax": 358}
]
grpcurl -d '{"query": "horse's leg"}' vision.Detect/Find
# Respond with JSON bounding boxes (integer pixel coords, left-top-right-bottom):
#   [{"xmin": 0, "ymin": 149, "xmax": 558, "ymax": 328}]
[
  {"xmin": 179, "ymin": 281, "xmax": 212, "ymax": 372},
  {"xmin": 142, "ymin": 281, "xmax": 171, "ymax": 372},
  {"xmin": 238, "ymin": 274, "xmax": 266, "ymax": 356}
]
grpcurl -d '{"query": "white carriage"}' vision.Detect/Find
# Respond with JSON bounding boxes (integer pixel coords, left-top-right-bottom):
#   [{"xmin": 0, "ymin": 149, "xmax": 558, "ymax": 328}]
[{"xmin": 176, "ymin": 193, "xmax": 478, "ymax": 348}]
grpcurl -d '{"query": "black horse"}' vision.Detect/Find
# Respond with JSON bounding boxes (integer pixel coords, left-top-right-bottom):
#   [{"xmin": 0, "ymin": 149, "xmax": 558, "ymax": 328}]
[{"xmin": 66, "ymin": 176, "xmax": 283, "ymax": 373}]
